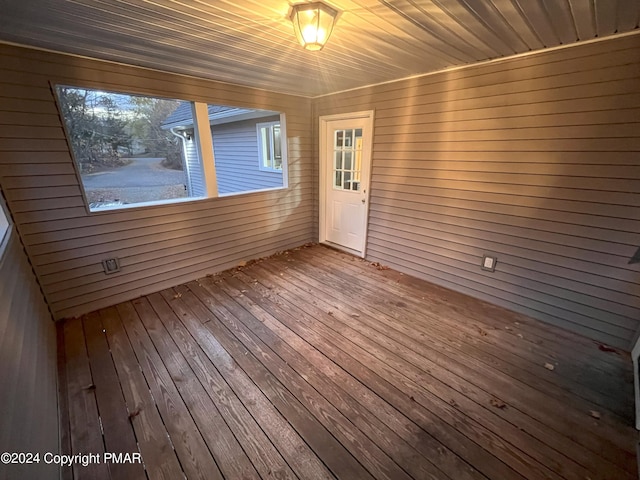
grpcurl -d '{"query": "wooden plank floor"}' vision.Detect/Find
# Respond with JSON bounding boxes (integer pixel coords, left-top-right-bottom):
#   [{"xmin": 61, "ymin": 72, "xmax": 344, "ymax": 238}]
[{"xmin": 58, "ymin": 244, "xmax": 638, "ymax": 480}]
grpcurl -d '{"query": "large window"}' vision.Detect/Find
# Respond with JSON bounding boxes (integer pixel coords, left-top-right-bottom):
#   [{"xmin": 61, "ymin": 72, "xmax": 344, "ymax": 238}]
[{"xmin": 56, "ymin": 86, "xmax": 288, "ymax": 211}]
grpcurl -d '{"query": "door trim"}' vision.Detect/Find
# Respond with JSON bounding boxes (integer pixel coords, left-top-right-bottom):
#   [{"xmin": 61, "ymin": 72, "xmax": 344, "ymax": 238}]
[{"xmin": 319, "ymin": 110, "xmax": 374, "ymax": 258}]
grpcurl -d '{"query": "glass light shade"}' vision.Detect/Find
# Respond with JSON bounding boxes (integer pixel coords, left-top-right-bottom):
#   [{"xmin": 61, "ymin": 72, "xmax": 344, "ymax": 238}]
[{"xmin": 290, "ymin": 2, "xmax": 338, "ymax": 51}]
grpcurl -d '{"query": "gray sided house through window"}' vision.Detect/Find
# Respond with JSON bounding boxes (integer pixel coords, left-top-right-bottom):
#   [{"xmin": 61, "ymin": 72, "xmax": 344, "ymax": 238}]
[
  {"xmin": 55, "ymin": 85, "xmax": 288, "ymax": 211},
  {"xmin": 0, "ymin": 192, "xmax": 10, "ymax": 259},
  {"xmin": 164, "ymin": 103, "xmax": 287, "ymax": 196}
]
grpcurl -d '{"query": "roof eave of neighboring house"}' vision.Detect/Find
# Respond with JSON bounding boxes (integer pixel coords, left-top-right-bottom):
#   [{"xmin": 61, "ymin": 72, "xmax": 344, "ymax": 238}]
[{"xmin": 161, "ymin": 108, "xmax": 279, "ymax": 130}]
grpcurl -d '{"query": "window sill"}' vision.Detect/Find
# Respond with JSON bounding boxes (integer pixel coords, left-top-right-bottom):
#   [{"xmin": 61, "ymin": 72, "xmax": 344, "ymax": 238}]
[
  {"xmin": 83, "ymin": 184, "xmax": 289, "ymax": 214},
  {"xmin": 218, "ymin": 185, "xmax": 288, "ymax": 198},
  {"xmin": 86, "ymin": 195, "xmax": 207, "ymax": 214}
]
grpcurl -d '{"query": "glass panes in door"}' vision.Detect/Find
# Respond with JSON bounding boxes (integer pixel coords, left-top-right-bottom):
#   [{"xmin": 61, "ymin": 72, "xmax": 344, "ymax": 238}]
[{"xmin": 333, "ymin": 128, "xmax": 363, "ymax": 191}]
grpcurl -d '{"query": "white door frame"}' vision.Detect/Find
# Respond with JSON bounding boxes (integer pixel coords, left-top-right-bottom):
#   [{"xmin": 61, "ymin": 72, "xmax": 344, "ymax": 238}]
[{"xmin": 319, "ymin": 110, "xmax": 374, "ymax": 257}]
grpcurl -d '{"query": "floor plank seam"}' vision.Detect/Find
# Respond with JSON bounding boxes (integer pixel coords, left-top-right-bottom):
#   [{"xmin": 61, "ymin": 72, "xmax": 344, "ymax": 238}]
[{"xmin": 59, "ymin": 244, "xmax": 638, "ymax": 480}]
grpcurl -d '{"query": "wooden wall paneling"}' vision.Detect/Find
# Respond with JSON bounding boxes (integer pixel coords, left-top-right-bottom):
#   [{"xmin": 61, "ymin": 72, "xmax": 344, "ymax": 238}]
[
  {"xmin": 53, "ymin": 231, "xmax": 311, "ymax": 319},
  {"xmin": 0, "ymin": 43, "xmax": 314, "ymax": 319},
  {"xmin": 313, "ymin": 33, "xmax": 640, "ymax": 348},
  {"xmin": 0, "ymin": 230, "xmax": 59, "ymax": 480}
]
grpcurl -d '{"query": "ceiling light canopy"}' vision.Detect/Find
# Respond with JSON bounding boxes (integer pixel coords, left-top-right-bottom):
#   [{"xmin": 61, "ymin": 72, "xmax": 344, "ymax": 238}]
[{"xmin": 290, "ymin": 2, "xmax": 339, "ymax": 51}]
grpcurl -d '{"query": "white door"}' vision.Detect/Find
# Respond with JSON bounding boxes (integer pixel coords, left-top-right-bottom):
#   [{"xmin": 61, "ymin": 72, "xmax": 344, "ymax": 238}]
[{"xmin": 319, "ymin": 111, "xmax": 374, "ymax": 257}]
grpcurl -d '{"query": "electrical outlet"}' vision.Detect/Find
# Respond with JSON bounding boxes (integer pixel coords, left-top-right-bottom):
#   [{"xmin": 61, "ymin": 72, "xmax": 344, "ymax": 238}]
[
  {"xmin": 102, "ymin": 258, "xmax": 121, "ymax": 274},
  {"xmin": 481, "ymin": 255, "xmax": 497, "ymax": 272}
]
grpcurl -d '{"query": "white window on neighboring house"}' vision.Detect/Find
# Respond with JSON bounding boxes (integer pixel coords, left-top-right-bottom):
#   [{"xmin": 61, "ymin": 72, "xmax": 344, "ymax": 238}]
[{"xmin": 257, "ymin": 121, "xmax": 283, "ymax": 172}]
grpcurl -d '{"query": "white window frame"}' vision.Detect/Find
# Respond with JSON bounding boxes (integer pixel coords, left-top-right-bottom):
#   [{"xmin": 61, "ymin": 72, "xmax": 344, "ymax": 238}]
[
  {"xmin": 257, "ymin": 121, "xmax": 283, "ymax": 172},
  {"xmin": 54, "ymin": 84, "xmax": 289, "ymax": 214}
]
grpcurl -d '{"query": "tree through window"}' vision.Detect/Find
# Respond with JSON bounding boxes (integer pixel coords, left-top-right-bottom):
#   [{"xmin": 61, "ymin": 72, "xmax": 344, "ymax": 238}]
[
  {"xmin": 56, "ymin": 86, "xmax": 289, "ymax": 210},
  {"xmin": 56, "ymin": 86, "xmax": 194, "ymax": 210}
]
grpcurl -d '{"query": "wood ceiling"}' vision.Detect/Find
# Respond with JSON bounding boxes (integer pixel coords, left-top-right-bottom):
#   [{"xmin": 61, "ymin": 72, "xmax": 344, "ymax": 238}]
[{"xmin": 1, "ymin": 0, "xmax": 639, "ymax": 97}]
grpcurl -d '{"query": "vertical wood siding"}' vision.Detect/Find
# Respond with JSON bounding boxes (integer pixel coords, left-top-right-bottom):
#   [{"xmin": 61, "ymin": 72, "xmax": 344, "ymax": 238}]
[
  {"xmin": 0, "ymin": 44, "xmax": 313, "ymax": 319},
  {"xmin": 0, "ymin": 228, "xmax": 59, "ymax": 479},
  {"xmin": 314, "ymin": 34, "xmax": 640, "ymax": 350}
]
